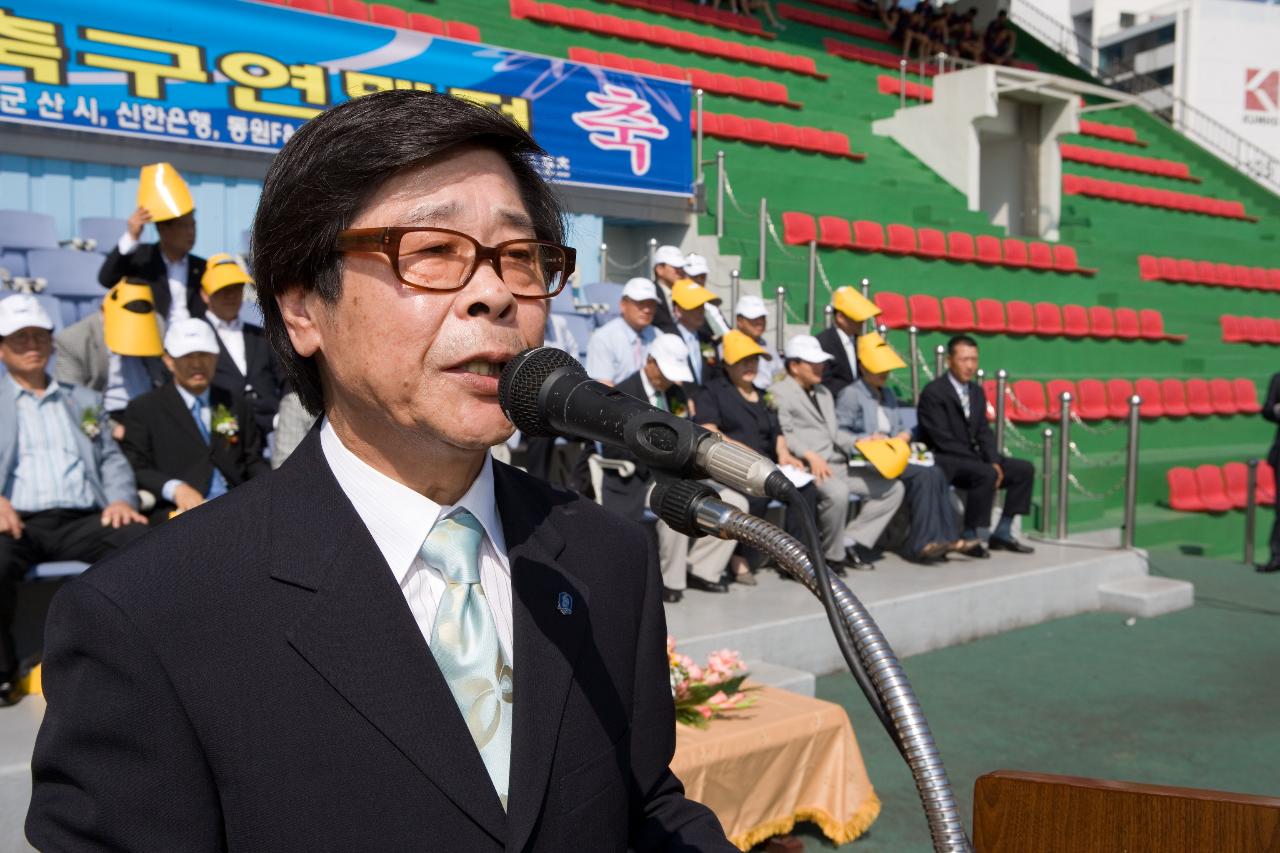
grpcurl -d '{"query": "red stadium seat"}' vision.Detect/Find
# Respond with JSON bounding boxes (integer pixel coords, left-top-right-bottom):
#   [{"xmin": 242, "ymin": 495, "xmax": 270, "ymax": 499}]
[
  {"xmin": 1087, "ymin": 306, "xmax": 1115, "ymax": 339},
  {"xmin": 947, "ymin": 232, "xmax": 975, "ymax": 262},
  {"xmin": 1175, "ymin": 258, "xmax": 1198, "ymax": 282},
  {"xmin": 1033, "ymin": 302, "xmax": 1063, "ymax": 336},
  {"xmin": 775, "ymin": 123, "xmax": 804, "ymax": 149},
  {"xmin": 975, "ymin": 298, "xmax": 1005, "ymax": 333},
  {"xmin": 331, "ymin": 0, "xmax": 369, "ymax": 18},
  {"xmin": 409, "ymin": 13, "xmax": 445, "ymax": 33},
  {"xmin": 1261, "ymin": 319, "xmax": 1280, "ymax": 344},
  {"xmin": 908, "ymin": 294, "xmax": 942, "ymax": 330},
  {"xmin": 1213, "ymin": 262, "xmax": 1237, "ymax": 287},
  {"xmin": 1233, "ymin": 379, "xmax": 1262, "ymax": 414},
  {"xmin": 941, "ymin": 297, "xmax": 975, "ymax": 331},
  {"xmin": 1133, "ymin": 378, "xmax": 1164, "ymax": 418},
  {"xmin": 782, "ymin": 212, "xmax": 816, "ymax": 245},
  {"xmin": 1259, "ymin": 462, "xmax": 1277, "ymax": 505},
  {"xmin": 1005, "ymin": 300, "xmax": 1034, "ymax": 335},
  {"xmin": 370, "ymin": 3, "xmax": 409, "ymax": 26},
  {"xmin": 1113, "ymin": 307, "xmax": 1140, "ymax": 340},
  {"xmin": 1209, "ymin": 378, "xmax": 1238, "ymax": 414},
  {"xmin": 1184, "ymin": 378, "xmax": 1214, "ymax": 416},
  {"xmin": 917, "ymin": 228, "xmax": 947, "ymax": 259},
  {"xmin": 1194, "ymin": 465, "xmax": 1234, "ymax": 512},
  {"xmin": 1011, "ymin": 380, "xmax": 1047, "ymax": 423},
  {"xmin": 1270, "ymin": 269, "xmax": 1280, "ymax": 291},
  {"xmin": 1160, "ymin": 379, "xmax": 1190, "ymax": 417},
  {"xmin": 1158, "ymin": 257, "xmax": 1180, "ymax": 281},
  {"xmin": 1166, "ymin": 467, "xmax": 1205, "ymax": 512},
  {"xmin": 445, "ymin": 20, "xmax": 479, "ymax": 41},
  {"xmin": 288, "ymin": 0, "xmax": 328, "ymax": 11},
  {"xmin": 1138, "ymin": 254, "xmax": 1159, "ymax": 280},
  {"xmin": 852, "ymin": 220, "xmax": 886, "ymax": 252},
  {"xmin": 1052, "ymin": 244, "xmax": 1095, "ymax": 275},
  {"xmin": 1106, "ymin": 379, "xmax": 1134, "ymax": 418},
  {"xmin": 873, "ymin": 292, "xmax": 908, "ymax": 328},
  {"xmin": 1195, "ymin": 260, "xmax": 1219, "ymax": 285},
  {"xmin": 1138, "ymin": 309, "xmax": 1183, "ymax": 342},
  {"xmin": 817, "ymin": 216, "xmax": 854, "ymax": 249},
  {"xmin": 1076, "ymin": 379, "xmax": 1109, "ymax": 420},
  {"xmin": 1222, "ymin": 462, "xmax": 1250, "ymax": 509},
  {"xmin": 1028, "ymin": 241, "xmax": 1053, "ymax": 270},
  {"xmin": 742, "ymin": 118, "xmax": 775, "ymax": 143},
  {"xmin": 1001, "ymin": 238, "xmax": 1028, "ymax": 268},
  {"xmin": 975, "ymin": 235, "xmax": 1002, "ymax": 265},
  {"xmin": 886, "ymin": 224, "xmax": 917, "ymax": 255},
  {"xmin": 1238, "ymin": 317, "xmax": 1262, "ymax": 343},
  {"xmin": 1046, "ymin": 380, "xmax": 1075, "ymax": 420},
  {"xmin": 718, "ymin": 114, "xmax": 747, "ymax": 139},
  {"xmin": 1062, "ymin": 305, "xmax": 1089, "ymax": 338}
]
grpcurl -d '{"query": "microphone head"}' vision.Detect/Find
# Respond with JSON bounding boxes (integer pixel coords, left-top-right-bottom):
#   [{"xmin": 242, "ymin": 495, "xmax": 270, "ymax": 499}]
[{"xmin": 498, "ymin": 346, "xmax": 584, "ymax": 437}]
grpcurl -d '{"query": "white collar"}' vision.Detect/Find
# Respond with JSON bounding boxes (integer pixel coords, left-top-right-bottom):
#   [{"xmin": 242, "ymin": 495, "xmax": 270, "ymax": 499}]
[
  {"xmin": 174, "ymin": 383, "xmax": 209, "ymax": 409},
  {"xmin": 8, "ymin": 374, "xmax": 60, "ymax": 400},
  {"xmin": 319, "ymin": 418, "xmax": 506, "ymax": 584},
  {"xmin": 639, "ymin": 368, "xmax": 658, "ymax": 402},
  {"xmin": 835, "ymin": 326, "xmax": 852, "ymax": 347},
  {"xmin": 210, "ymin": 315, "xmax": 242, "ymax": 332},
  {"xmin": 947, "ymin": 371, "xmax": 970, "ymax": 396}
]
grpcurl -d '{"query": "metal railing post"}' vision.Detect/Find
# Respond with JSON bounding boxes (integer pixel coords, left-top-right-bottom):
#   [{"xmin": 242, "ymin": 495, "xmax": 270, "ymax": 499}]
[
  {"xmin": 1041, "ymin": 428, "xmax": 1053, "ymax": 533},
  {"xmin": 1245, "ymin": 459, "xmax": 1259, "ymax": 566},
  {"xmin": 898, "ymin": 59, "xmax": 907, "ymax": 109},
  {"xmin": 695, "ymin": 89, "xmax": 705, "ymax": 186},
  {"xmin": 599, "ymin": 243, "xmax": 608, "ymax": 280},
  {"xmin": 824, "ymin": 304, "xmax": 834, "ymax": 331},
  {"xmin": 715, "ymin": 150, "xmax": 726, "ymax": 239},
  {"xmin": 1056, "ymin": 392, "xmax": 1072, "ymax": 540},
  {"xmin": 730, "ymin": 269, "xmax": 740, "ymax": 313},
  {"xmin": 934, "ymin": 344, "xmax": 945, "ymax": 379},
  {"xmin": 647, "ymin": 238, "xmax": 657, "ymax": 276},
  {"xmin": 908, "ymin": 325, "xmax": 920, "ymax": 402},
  {"xmin": 994, "ymin": 369, "xmax": 1008, "ymax": 455},
  {"xmin": 758, "ymin": 197, "xmax": 768, "ymax": 284},
  {"xmin": 1122, "ymin": 395, "xmax": 1141, "ymax": 550},
  {"xmin": 860, "ymin": 278, "xmax": 871, "ymax": 334},
  {"xmin": 774, "ymin": 286, "xmax": 786, "ymax": 354},
  {"xmin": 806, "ymin": 240, "xmax": 817, "ymax": 327}
]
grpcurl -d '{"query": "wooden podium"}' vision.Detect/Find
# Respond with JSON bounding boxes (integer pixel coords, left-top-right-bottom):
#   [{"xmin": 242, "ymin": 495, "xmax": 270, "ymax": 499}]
[{"xmin": 974, "ymin": 770, "xmax": 1280, "ymax": 852}]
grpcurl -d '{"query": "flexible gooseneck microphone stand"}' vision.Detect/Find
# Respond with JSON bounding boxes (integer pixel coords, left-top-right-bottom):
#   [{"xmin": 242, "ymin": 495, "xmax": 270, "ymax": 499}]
[{"xmin": 651, "ymin": 479, "xmax": 973, "ymax": 853}]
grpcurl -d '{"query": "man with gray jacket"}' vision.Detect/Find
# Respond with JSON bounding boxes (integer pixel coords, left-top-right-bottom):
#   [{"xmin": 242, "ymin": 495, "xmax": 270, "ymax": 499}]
[{"xmin": 772, "ymin": 335, "xmax": 903, "ymax": 570}]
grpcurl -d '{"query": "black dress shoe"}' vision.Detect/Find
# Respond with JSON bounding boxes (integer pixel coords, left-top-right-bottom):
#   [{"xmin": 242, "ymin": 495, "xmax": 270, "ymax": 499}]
[
  {"xmin": 988, "ymin": 536, "xmax": 1035, "ymax": 554},
  {"xmin": 958, "ymin": 541, "xmax": 990, "ymax": 558},
  {"xmin": 687, "ymin": 575, "xmax": 730, "ymax": 593},
  {"xmin": 662, "ymin": 587, "xmax": 683, "ymax": 603},
  {"xmin": 1257, "ymin": 559, "xmax": 1280, "ymax": 574},
  {"xmin": 849, "ymin": 543, "xmax": 882, "ymax": 564}
]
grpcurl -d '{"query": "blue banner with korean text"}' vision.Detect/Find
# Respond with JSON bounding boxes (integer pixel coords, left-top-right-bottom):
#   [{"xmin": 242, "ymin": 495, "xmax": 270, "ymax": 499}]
[{"xmin": 0, "ymin": 0, "xmax": 693, "ymax": 195}]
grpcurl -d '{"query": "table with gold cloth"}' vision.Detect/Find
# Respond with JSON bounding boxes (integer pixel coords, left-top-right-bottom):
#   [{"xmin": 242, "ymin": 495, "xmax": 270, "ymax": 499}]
[{"xmin": 671, "ymin": 684, "xmax": 881, "ymax": 850}]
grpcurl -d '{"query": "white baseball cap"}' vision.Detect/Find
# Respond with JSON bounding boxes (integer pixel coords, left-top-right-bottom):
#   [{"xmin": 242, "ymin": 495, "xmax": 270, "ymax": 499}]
[
  {"xmin": 653, "ymin": 245, "xmax": 686, "ymax": 269},
  {"xmin": 0, "ymin": 294, "xmax": 53, "ymax": 337},
  {"xmin": 646, "ymin": 333, "xmax": 695, "ymax": 384},
  {"xmin": 164, "ymin": 317, "xmax": 220, "ymax": 357},
  {"xmin": 734, "ymin": 295, "xmax": 768, "ymax": 320},
  {"xmin": 623, "ymin": 277, "xmax": 659, "ymax": 302},
  {"xmin": 682, "ymin": 253, "xmax": 709, "ymax": 277},
  {"xmin": 784, "ymin": 334, "xmax": 834, "ymax": 364}
]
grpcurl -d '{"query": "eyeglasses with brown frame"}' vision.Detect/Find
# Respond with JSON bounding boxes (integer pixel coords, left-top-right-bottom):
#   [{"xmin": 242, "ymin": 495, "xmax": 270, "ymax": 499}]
[{"xmin": 334, "ymin": 227, "xmax": 576, "ymax": 299}]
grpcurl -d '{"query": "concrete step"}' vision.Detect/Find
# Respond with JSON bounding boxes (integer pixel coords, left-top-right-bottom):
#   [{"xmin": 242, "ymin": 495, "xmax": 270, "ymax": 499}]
[{"xmin": 743, "ymin": 660, "xmax": 816, "ymax": 697}]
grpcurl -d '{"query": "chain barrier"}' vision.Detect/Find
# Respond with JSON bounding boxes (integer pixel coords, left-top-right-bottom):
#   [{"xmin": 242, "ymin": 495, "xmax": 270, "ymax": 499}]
[
  {"xmin": 1067, "ymin": 471, "xmax": 1128, "ymax": 500},
  {"xmin": 764, "ymin": 212, "xmax": 799, "ymax": 258},
  {"xmin": 603, "ymin": 252, "xmax": 651, "ymax": 274},
  {"xmin": 814, "ymin": 254, "xmax": 835, "ymax": 295},
  {"xmin": 1000, "ymin": 417, "xmax": 1043, "ymax": 451},
  {"xmin": 721, "ymin": 170, "xmax": 753, "ymax": 218},
  {"xmin": 1069, "ymin": 411, "xmax": 1127, "ymax": 436},
  {"xmin": 1067, "ymin": 440, "xmax": 1126, "ymax": 469},
  {"xmin": 914, "ymin": 345, "xmax": 934, "ymax": 381}
]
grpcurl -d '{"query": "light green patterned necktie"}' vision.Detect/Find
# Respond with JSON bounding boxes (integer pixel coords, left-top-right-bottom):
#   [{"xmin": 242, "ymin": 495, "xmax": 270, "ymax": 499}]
[{"xmin": 420, "ymin": 509, "xmax": 513, "ymax": 809}]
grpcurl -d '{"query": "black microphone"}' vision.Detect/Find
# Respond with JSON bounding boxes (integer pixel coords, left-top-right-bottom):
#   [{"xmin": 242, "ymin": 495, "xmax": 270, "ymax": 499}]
[{"xmin": 499, "ymin": 347, "xmax": 789, "ymax": 499}]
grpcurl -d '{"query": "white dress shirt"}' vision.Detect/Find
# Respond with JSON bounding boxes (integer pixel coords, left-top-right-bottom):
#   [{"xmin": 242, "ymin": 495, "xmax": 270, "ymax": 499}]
[
  {"xmin": 947, "ymin": 371, "xmax": 971, "ymax": 417},
  {"xmin": 208, "ymin": 315, "xmax": 247, "ymax": 377},
  {"xmin": 585, "ymin": 316, "xmax": 656, "ymax": 385},
  {"xmin": 676, "ymin": 323, "xmax": 702, "ymax": 384},
  {"xmin": 319, "ymin": 419, "xmax": 514, "ymax": 664},
  {"xmin": 835, "ymin": 326, "xmax": 857, "ymax": 375},
  {"xmin": 161, "ymin": 385, "xmax": 213, "ymax": 503},
  {"xmin": 118, "ymin": 232, "xmax": 191, "ymax": 324}
]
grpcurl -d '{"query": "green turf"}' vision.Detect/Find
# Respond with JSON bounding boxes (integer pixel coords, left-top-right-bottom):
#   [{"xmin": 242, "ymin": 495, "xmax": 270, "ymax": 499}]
[{"xmin": 761, "ymin": 551, "xmax": 1280, "ymax": 851}]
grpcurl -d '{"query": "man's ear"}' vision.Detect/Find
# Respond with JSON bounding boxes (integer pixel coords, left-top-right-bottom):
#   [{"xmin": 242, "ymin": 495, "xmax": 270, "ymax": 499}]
[{"xmin": 277, "ymin": 285, "xmax": 323, "ymax": 358}]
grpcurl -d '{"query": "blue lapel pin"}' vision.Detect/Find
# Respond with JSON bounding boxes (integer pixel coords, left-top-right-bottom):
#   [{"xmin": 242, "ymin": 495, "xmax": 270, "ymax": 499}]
[{"xmin": 556, "ymin": 592, "xmax": 573, "ymax": 616}]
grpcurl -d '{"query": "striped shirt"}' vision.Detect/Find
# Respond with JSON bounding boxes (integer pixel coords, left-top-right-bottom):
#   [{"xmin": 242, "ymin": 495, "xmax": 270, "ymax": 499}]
[{"xmin": 8, "ymin": 377, "xmax": 95, "ymax": 512}]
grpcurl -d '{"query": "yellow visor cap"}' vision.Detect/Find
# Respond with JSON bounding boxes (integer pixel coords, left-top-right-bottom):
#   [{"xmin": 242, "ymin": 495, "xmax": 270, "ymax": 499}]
[
  {"xmin": 671, "ymin": 278, "xmax": 720, "ymax": 310},
  {"xmin": 202, "ymin": 253, "xmax": 253, "ymax": 294},
  {"xmin": 855, "ymin": 437, "xmax": 910, "ymax": 479},
  {"xmin": 832, "ymin": 286, "xmax": 881, "ymax": 322},
  {"xmin": 857, "ymin": 331, "xmax": 907, "ymax": 374},
  {"xmin": 721, "ymin": 329, "xmax": 770, "ymax": 366},
  {"xmin": 137, "ymin": 162, "xmax": 194, "ymax": 222},
  {"xmin": 103, "ymin": 281, "xmax": 163, "ymax": 357}
]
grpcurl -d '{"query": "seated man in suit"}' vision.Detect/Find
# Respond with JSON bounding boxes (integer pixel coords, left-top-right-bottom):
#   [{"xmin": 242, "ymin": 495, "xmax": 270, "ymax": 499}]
[
  {"xmin": 598, "ymin": 334, "xmax": 748, "ymax": 601},
  {"xmin": 816, "ymin": 286, "xmax": 881, "ymax": 400},
  {"xmin": 649, "ymin": 244, "xmax": 686, "ymax": 335},
  {"xmin": 0, "ymin": 294, "xmax": 147, "ymax": 702},
  {"xmin": 119, "ymin": 319, "xmax": 268, "ymax": 520},
  {"xmin": 29, "ymin": 90, "xmax": 733, "ymax": 851},
  {"xmin": 97, "ymin": 163, "xmax": 206, "ymax": 325},
  {"xmin": 917, "ymin": 334, "xmax": 1035, "ymax": 556},
  {"xmin": 200, "ymin": 254, "xmax": 284, "ymax": 436},
  {"xmin": 772, "ymin": 334, "xmax": 904, "ymax": 571}
]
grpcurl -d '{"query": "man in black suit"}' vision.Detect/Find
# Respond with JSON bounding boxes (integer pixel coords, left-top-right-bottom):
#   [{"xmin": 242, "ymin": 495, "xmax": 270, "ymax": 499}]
[
  {"xmin": 649, "ymin": 244, "xmax": 685, "ymax": 335},
  {"xmin": 1259, "ymin": 371, "xmax": 1280, "ymax": 573},
  {"xmin": 200, "ymin": 253, "xmax": 284, "ymax": 436},
  {"xmin": 29, "ymin": 90, "xmax": 733, "ymax": 852},
  {"xmin": 817, "ymin": 286, "xmax": 882, "ymax": 400},
  {"xmin": 119, "ymin": 318, "xmax": 268, "ymax": 520},
  {"xmin": 917, "ymin": 334, "xmax": 1035, "ymax": 556},
  {"xmin": 97, "ymin": 163, "xmax": 207, "ymax": 324}
]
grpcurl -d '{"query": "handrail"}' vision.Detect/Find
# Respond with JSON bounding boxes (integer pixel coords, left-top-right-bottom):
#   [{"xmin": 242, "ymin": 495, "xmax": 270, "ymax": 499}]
[{"xmin": 1008, "ymin": 0, "xmax": 1278, "ymax": 195}]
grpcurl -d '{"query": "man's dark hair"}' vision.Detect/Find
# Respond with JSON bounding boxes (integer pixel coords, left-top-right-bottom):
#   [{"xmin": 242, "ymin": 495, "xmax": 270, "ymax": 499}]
[
  {"xmin": 252, "ymin": 89, "xmax": 565, "ymax": 416},
  {"xmin": 946, "ymin": 334, "xmax": 979, "ymax": 355}
]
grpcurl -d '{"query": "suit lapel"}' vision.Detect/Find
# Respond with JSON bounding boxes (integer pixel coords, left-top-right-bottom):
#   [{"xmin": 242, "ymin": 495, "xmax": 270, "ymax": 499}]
[
  {"xmin": 144, "ymin": 246, "xmax": 171, "ymax": 320},
  {"xmin": 274, "ymin": 433, "xmax": 508, "ymax": 844},
  {"xmin": 496, "ymin": 464, "xmax": 590, "ymax": 853},
  {"xmin": 160, "ymin": 382, "xmax": 207, "ymax": 447}
]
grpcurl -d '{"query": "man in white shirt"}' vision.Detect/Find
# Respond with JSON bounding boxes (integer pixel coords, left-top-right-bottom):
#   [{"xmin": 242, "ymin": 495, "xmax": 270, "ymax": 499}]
[
  {"xmin": 584, "ymin": 276, "xmax": 659, "ymax": 385},
  {"xmin": 97, "ymin": 163, "xmax": 206, "ymax": 325}
]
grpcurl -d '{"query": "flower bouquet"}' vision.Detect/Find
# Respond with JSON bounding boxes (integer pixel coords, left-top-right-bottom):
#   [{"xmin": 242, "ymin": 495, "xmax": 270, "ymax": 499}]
[{"xmin": 668, "ymin": 636, "xmax": 757, "ymax": 728}]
